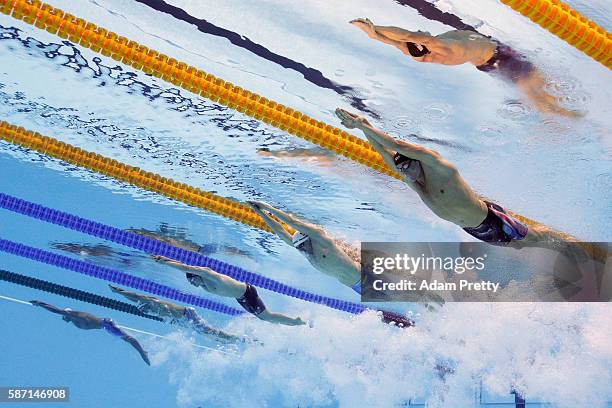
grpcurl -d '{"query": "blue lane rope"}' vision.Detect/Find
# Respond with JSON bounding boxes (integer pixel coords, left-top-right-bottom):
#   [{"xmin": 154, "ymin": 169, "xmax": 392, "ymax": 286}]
[
  {"xmin": 0, "ymin": 238, "xmax": 244, "ymax": 317},
  {"xmin": 0, "ymin": 193, "xmax": 367, "ymax": 314},
  {"xmin": 0, "ymin": 268, "xmax": 163, "ymax": 321}
]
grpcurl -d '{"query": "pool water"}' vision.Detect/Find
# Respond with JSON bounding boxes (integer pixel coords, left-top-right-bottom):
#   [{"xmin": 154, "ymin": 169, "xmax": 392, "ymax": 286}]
[{"xmin": 0, "ymin": 0, "xmax": 610, "ymax": 407}]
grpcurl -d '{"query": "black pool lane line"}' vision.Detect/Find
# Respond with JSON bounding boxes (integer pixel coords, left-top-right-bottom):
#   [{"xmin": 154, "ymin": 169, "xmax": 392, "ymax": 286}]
[
  {"xmin": 133, "ymin": 0, "xmax": 379, "ymax": 118},
  {"xmin": 393, "ymin": 0, "xmax": 479, "ymax": 33}
]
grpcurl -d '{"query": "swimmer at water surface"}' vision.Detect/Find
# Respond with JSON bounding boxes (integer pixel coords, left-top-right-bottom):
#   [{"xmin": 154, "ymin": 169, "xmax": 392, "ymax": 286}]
[
  {"xmin": 109, "ymin": 285, "xmax": 239, "ymax": 343},
  {"xmin": 350, "ymin": 18, "xmax": 581, "ymax": 118}
]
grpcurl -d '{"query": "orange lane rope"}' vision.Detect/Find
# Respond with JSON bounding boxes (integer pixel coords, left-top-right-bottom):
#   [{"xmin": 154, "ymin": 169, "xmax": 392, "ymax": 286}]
[
  {"xmin": 0, "ymin": 120, "xmax": 295, "ymax": 234},
  {"xmin": 501, "ymin": 0, "xmax": 611, "ymax": 69}
]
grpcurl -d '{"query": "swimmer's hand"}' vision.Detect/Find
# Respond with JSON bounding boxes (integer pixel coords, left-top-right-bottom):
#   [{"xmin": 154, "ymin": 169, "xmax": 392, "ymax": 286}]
[
  {"xmin": 349, "ymin": 18, "xmax": 377, "ymax": 38},
  {"xmin": 335, "ymin": 108, "xmax": 372, "ymax": 129},
  {"xmin": 246, "ymin": 200, "xmax": 271, "ymax": 213},
  {"xmin": 152, "ymin": 255, "xmax": 173, "ymax": 263},
  {"xmin": 108, "ymin": 284, "xmax": 124, "ymax": 293}
]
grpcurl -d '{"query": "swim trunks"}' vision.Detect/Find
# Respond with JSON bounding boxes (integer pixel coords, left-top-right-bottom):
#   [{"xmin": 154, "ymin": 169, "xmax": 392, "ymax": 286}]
[
  {"xmin": 351, "ymin": 280, "xmax": 362, "ymax": 295},
  {"xmin": 236, "ymin": 284, "xmax": 267, "ymax": 316},
  {"xmin": 380, "ymin": 310, "xmax": 414, "ymax": 328},
  {"xmin": 463, "ymin": 201, "xmax": 528, "ymax": 246},
  {"xmin": 101, "ymin": 318, "xmax": 125, "ymax": 337},
  {"xmin": 476, "ymin": 43, "xmax": 535, "ymax": 83}
]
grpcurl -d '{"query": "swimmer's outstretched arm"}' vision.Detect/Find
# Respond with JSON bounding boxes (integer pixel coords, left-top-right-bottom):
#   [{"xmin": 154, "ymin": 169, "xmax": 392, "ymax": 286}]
[
  {"xmin": 30, "ymin": 300, "xmax": 68, "ymax": 316},
  {"xmin": 109, "ymin": 285, "xmax": 156, "ymax": 304},
  {"xmin": 247, "ymin": 201, "xmax": 293, "ymax": 245},
  {"xmin": 248, "ymin": 201, "xmax": 324, "ymax": 239},
  {"xmin": 351, "ymin": 18, "xmax": 445, "ymax": 48},
  {"xmin": 153, "ymin": 256, "xmax": 246, "ymax": 296},
  {"xmin": 336, "ymin": 108, "xmax": 441, "ymax": 165}
]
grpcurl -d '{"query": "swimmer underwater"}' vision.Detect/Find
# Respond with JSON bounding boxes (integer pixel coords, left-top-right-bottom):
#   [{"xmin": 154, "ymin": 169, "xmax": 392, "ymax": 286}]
[
  {"xmin": 30, "ymin": 300, "xmax": 151, "ymax": 366},
  {"xmin": 151, "ymin": 255, "xmax": 305, "ymax": 326}
]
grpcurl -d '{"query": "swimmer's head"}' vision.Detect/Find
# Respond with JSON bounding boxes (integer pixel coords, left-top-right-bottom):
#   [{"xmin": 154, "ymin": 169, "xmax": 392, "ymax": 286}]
[
  {"xmin": 186, "ymin": 272, "xmax": 203, "ymax": 287},
  {"xmin": 394, "ymin": 153, "xmax": 424, "ymax": 185},
  {"xmin": 406, "ymin": 42, "xmax": 430, "ymax": 58},
  {"xmin": 292, "ymin": 232, "xmax": 313, "ymax": 254}
]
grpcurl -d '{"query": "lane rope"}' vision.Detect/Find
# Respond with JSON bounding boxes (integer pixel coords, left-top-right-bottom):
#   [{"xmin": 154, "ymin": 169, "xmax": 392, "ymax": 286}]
[
  {"xmin": 0, "ymin": 0, "xmax": 400, "ymax": 177},
  {"xmin": 500, "ymin": 0, "xmax": 611, "ymax": 68},
  {"xmin": 0, "ymin": 268, "xmax": 163, "ymax": 321},
  {"xmin": 0, "ymin": 120, "xmax": 291, "ymax": 234},
  {"xmin": 0, "ymin": 292, "xmax": 233, "ymax": 353},
  {"xmin": 0, "ymin": 193, "xmax": 368, "ymax": 314},
  {"xmin": 0, "ymin": 238, "xmax": 246, "ymax": 316}
]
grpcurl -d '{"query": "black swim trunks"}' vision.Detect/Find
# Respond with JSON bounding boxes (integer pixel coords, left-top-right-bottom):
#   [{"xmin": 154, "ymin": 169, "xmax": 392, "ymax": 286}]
[
  {"xmin": 236, "ymin": 284, "xmax": 266, "ymax": 316},
  {"xmin": 380, "ymin": 310, "xmax": 414, "ymax": 328},
  {"xmin": 476, "ymin": 44, "xmax": 535, "ymax": 82},
  {"xmin": 463, "ymin": 201, "xmax": 528, "ymax": 246}
]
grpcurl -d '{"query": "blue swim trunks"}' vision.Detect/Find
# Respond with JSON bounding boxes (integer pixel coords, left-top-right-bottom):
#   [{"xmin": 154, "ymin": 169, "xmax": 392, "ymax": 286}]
[
  {"xmin": 351, "ymin": 280, "xmax": 362, "ymax": 295},
  {"xmin": 101, "ymin": 318, "xmax": 125, "ymax": 337}
]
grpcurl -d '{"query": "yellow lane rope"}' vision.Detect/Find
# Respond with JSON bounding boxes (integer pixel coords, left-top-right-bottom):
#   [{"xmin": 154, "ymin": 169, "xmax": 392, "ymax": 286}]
[
  {"xmin": 0, "ymin": 120, "xmax": 296, "ymax": 234},
  {"xmin": 500, "ymin": 0, "xmax": 611, "ymax": 69},
  {"xmin": 0, "ymin": 0, "xmax": 399, "ymax": 178}
]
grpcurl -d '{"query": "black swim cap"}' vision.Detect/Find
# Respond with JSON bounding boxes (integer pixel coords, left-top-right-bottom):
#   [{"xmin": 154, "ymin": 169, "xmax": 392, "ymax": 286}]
[
  {"xmin": 186, "ymin": 272, "xmax": 198, "ymax": 285},
  {"xmin": 406, "ymin": 42, "xmax": 430, "ymax": 58}
]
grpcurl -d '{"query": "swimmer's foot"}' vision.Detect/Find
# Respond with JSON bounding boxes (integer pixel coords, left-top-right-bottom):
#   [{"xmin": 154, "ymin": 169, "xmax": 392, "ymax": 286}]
[{"xmin": 335, "ymin": 108, "xmax": 372, "ymax": 129}]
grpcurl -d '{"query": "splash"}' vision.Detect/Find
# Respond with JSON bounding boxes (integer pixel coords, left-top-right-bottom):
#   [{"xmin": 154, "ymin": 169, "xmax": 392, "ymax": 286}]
[{"xmin": 148, "ymin": 304, "xmax": 612, "ymax": 407}]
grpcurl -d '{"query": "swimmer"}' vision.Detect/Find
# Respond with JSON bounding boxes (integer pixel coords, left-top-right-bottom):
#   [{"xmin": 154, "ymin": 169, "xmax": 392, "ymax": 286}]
[
  {"xmin": 248, "ymin": 200, "xmax": 361, "ymax": 289},
  {"xmin": 152, "ymin": 255, "xmax": 305, "ymax": 326},
  {"xmin": 247, "ymin": 200, "xmax": 418, "ymax": 326},
  {"xmin": 350, "ymin": 18, "xmax": 581, "ymax": 118},
  {"xmin": 108, "ymin": 285, "xmax": 239, "ymax": 343},
  {"xmin": 335, "ymin": 107, "xmax": 603, "ymax": 261},
  {"xmin": 127, "ymin": 227, "xmax": 250, "ymax": 258},
  {"xmin": 30, "ymin": 300, "xmax": 150, "ymax": 365}
]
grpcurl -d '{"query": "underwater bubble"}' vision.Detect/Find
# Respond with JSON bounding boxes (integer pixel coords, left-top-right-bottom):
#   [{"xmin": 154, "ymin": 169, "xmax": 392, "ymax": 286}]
[
  {"xmin": 422, "ymin": 103, "xmax": 451, "ymax": 122},
  {"xmin": 334, "ymin": 69, "xmax": 345, "ymax": 78},
  {"xmin": 385, "ymin": 179, "xmax": 410, "ymax": 192},
  {"xmin": 595, "ymin": 172, "xmax": 612, "ymax": 189},
  {"xmin": 476, "ymin": 125, "xmax": 507, "ymax": 147},
  {"xmin": 557, "ymin": 90, "xmax": 592, "ymax": 109},
  {"xmin": 497, "ymin": 100, "xmax": 533, "ymax": 121},
  {"xmin": 390, "ymin": 115, "xmax": 419, "ymax": 131},
  {"xmin": 545, "ymin": 77, "xmax": 580, "ymax": 97}
]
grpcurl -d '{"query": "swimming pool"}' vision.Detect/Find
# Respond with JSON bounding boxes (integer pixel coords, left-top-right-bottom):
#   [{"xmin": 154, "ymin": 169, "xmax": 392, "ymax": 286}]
[{"xmin": 0, "ymin": 0, "xmax": 610, "ymax": 406}]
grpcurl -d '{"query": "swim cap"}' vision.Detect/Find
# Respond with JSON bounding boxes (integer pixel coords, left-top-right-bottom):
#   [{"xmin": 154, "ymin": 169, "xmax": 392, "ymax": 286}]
[{"xmin": 292, "ymin": 232, "xmax": 310, "ymax": 248}]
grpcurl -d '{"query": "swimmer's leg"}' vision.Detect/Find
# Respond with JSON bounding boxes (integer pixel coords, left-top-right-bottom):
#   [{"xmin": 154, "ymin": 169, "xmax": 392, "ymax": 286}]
[
  {"xmin": 257, "ymin": 309, "xmax": 305, "ymax": 326},
  {"xmin": 516, "ymin": 70, "xmax": 582, "ymax": 118},
  {"xmin": 121, "ymin": 334, "xmax": 151, "ymax": 366}
]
